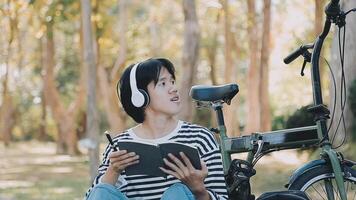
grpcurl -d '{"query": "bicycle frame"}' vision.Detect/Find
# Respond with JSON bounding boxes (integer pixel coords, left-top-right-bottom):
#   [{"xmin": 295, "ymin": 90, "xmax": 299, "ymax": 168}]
[
  {"xmin": 211, "ymin": 1, "xmax": 348, "ymax": 199},
  {"xmin": 212, "ymin": 102, "xmax": 319, "ymax": 175}
]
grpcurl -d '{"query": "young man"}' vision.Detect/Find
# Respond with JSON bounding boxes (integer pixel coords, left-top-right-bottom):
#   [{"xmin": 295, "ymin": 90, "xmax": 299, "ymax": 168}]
[{"xmin": 85, "ymin": 58, "xmax": 228, "ymax": 200}]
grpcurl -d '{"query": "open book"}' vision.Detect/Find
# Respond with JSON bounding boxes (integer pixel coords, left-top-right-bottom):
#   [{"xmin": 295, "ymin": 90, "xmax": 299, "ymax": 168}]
[{"xmin": 116, "ymin": 140, "xmax": 201, "ymax": 177}]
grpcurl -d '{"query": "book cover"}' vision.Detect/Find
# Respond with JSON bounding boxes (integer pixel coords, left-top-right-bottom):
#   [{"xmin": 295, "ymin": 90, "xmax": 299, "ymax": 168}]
[{"xmin": 116, "ymin": 140, "xmax": 201, "ymax": 177}]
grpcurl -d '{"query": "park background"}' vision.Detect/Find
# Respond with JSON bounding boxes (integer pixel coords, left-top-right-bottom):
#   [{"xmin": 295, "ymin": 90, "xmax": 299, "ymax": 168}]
[{"xmin": 0, "ymin": 0, "xmax": 355, "ymax": 199}]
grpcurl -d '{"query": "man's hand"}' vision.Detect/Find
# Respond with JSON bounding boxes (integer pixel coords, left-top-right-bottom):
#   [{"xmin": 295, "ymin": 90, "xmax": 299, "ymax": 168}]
[
  {"xmin": 102, "ymin": 150, "xmax": 139, "ymax": 185},
  {"xmin": 160, "ymin": 152, "xmax": 210, "ymax": 200}
]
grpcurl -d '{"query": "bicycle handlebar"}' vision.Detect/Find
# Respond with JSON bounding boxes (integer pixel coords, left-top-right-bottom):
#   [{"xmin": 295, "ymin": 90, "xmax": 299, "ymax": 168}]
[{"xmin": 283, "ymin": 44, "xmax": 314, "ymax": 64}]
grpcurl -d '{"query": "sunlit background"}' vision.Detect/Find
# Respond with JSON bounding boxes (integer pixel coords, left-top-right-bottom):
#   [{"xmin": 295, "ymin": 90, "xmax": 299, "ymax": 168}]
[{"xmin": 0, "ymin": 0, "xmax": 355, "ymax": 199}]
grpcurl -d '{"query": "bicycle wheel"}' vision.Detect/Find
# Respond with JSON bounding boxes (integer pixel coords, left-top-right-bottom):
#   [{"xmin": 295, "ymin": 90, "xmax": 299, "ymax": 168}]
[{"xmin": 288, "ymin": 165, "xmax": 356, "ymax": 200}]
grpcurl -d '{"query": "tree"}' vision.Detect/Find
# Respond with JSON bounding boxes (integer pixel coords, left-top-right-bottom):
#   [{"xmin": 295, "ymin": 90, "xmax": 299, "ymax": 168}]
[
  {"xmin": 259, "ymin": 0, "xmax": 272, "ymax": 132},
  {"xmin": 0, "ymin": 0, "xmax": 18, "ymax": 145},
  {"xmin": 179, "ymin": 0, "xmax": 200, "ymax": 121},
  {"xmin": 97, "ymin": 0, "xmax": 127, "ymax": 133},
  {"xmin": 205, "ymin": 12, "xmax": 220, "ymax": 86},
  {"xmin": 221, "ymin": 0, "xmax": 240, "ymax": 136},
  {"xmin": 41, "ymin": 1, "xmax": 82, "ymax": 155},
  {"xmin": 81, "ymin": 0, "xmax": 99, "ymax": 181},
  {"xmin": 329, "ymin": 0, "xmax": 356, "ymax": 144},
  {"xmin": 315, "ymin": 0, "xmax": 325, "ymax": 36},
  {"xmin": 148, "ymin": 0, "xmax": 161, "ymax": 57},
  {"xmin": 244, "ymin": 0, "xmax": 261, "ymax": 134},
  {"xmin": 315, "ymin": 0, "xmax": 328, "ymax": 98}
]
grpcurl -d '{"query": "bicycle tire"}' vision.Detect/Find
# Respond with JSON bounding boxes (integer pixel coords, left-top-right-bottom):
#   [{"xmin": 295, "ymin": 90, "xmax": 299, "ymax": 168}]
[{"xmin": 288, "ymin": 165, "xmax": 356, "ymax": 200}]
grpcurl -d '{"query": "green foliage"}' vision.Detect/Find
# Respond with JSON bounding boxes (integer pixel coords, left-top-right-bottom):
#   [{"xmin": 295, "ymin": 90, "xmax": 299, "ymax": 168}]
[
  {"xmin": 56, "ymin": 29, "xmax": 80, "ymax": 104},
  {"xmin": 349, "ymin": 79, "xmax": 356, "ymax": 117},
  {"xmin": 272, "ymin": 104, "xmax": 315, "ymax": 132},
  {"xmin": 285, "ymin": 104, "xmax": 315, "ymax": 129},
  {"xmin": 56, "ymin": 50, "xmax": 80, "ymax": 101},
  {"xmin": 348, "ymin": 79, "xmax": 356, "ymax": 141},
  {"xmin": 272, "ymin": 115, "xmax": 287, "ymax": 131},
  {"xmin": 193, "ymin": 108, "xmax": 212, "ymax": 129}
]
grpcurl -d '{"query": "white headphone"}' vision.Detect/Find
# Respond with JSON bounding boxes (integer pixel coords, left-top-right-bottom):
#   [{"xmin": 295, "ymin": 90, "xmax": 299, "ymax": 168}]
[{"xmin": 129, "ymin": 62, "xmax": 149, "ymax": 108}]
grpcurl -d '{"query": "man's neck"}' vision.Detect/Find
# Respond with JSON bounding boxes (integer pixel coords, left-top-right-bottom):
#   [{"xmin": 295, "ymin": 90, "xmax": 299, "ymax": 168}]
[{"xmin": 135, "ymin": 117, "xmax": 178, "ymax": 139}]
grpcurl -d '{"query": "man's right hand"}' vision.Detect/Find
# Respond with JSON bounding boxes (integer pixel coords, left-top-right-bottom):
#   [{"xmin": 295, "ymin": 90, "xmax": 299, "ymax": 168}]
[{"xmin": 102, "ymin": 150, "xmax": 139, "ymax": 185}]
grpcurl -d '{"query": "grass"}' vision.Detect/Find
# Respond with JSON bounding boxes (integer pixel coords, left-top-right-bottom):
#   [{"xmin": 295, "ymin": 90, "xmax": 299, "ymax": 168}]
[{"xmin": 0, "ymin": 141, "xmax": 91, "ymax": 200}]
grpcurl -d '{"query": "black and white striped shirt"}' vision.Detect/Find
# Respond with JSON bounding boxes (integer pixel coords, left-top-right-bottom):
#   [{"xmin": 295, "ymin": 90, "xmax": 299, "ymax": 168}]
[{"xmin": 86, "ymin": 121, "xmax": 228, "ymax": 200}]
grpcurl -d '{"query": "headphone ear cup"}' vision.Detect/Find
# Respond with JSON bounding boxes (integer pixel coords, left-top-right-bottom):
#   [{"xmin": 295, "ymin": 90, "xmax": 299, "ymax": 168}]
[{"xmin": 139, "ymin": 89, "xmax": 150, "ymax": 108}]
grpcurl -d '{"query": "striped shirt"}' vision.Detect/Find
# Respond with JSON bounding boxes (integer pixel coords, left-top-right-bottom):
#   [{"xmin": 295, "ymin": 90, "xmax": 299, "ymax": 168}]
[{"xmin": 85, "ymin": 121, "xmax": 228, "ymax": 200}]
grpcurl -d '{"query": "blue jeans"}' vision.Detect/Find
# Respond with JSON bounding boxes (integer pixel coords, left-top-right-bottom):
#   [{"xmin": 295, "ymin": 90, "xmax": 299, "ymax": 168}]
[{"xmin": 87, "ymin": 182, "xmax": 196, "ymax": 200}]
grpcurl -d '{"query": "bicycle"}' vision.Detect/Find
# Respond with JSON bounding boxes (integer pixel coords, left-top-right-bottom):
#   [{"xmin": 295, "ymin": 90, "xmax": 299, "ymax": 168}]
[{"xmin": 189, "ymin": 0, "xmax": 356, "ymax": 199}]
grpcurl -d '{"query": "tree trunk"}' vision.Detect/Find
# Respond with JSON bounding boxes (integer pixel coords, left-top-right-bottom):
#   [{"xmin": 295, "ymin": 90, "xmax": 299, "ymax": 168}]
[
  {"xmin": 149, "ymin": 1, "xmax": 161, "ymax": 57},
  {"xmin": 43, "ymin": 19, "xmax": 79, "ymax": 155},
  {"xmin": 259, "ymin": 0, "xmax": 272, "ymax": 132},
  {"xmin": 111, "ymin": 0, "xmax": 128, "ymax": 81},
  {"xmin": 39, "ymin": 90, "xmax": 48, "ymax": 140},
  {"xmin": 329, "ymin": 0, "xmax": 356, "ymax": 144},
  {"xmin": 81, "ymin": 0, "xmax": 100, "ymax": 182},
  {"xmin": 0, "ymin": 2, "xmax": 17, "ymax": 145},
  {"xmin": 315, "ymin": 0, "xmax": 324, "ymax": 37},
  {"xmin": 315, "ymin": 0, "xmax": 328, "ymax": 100},
  {"xmin": 38, "ymin": 37, "xmax": 48, "ymax": 141},
  {"xmin": 96, "ymin": 0, "xmax": 126, "ymax": 132},
  {"xmin": 206, "ymin": 12, "xmax": 220, "ymax": 86},
  {"xmin": 221, "ymin": 0, "xmax": 240, "ymax": 136},
  {"xmin": 179, "ymin": 0, "xmax": 200, "ymax": 121},
  {"xmin": 245, "ymin": 0, "xmax": 261, "ymax": 134},
  {"xmin": 0, "ymin": 95, "xmax": 16, "ymax": 146}
]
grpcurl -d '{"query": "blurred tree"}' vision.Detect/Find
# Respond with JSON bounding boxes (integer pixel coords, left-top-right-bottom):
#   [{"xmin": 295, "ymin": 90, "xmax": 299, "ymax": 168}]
[
  {"xmin": 97, "ymin": 0, "xmax": 127, "ymax": 132},
  {"xmin": 204, "ymin": 11, "xmax": 220, "ymax": 86},
  {"xmin": 40, "ymin": 1, "xmax": 83, "ymax": 155},
  {"xmin": 199, "ymin": 6, "xmax": 221, "ymax": 129},
  {"xmin": 0, "ymin": 0, "xmax": 19, "ymax": 146},
  {"xmin": 315, "ymin": 0, "xmax": 328, "ymax": 100},
  {"xmin": 81, "ymin": 0, "xmax": 99, "ymax": 182},
  {"xmin": 259, "ymin": 0, "xmax": 272, "ymax": 132},
  {"xmin": 221, "ymin": 0, "xmax": 240, "ymax": 136},
  {"xmin": 244, "ymin": 0, "xmax": 261, "ymax": 134},
  {"xmin": 148, "ymin": 0, "xmax": 161, "ymax": 57},
  {"xmin": 348, "ymin": 79, "xmax": 356, "ymax": 141},
  {"xmin": 179, "ymin": 0, "xmax": 200, "ymax": 121},
  {"xmin": 315, "ymin": 0, "xmax": 325, "ymax": 36},
  {"xmin": 329, "ymin": 0, "xmax": 356, "ymax": 145}
]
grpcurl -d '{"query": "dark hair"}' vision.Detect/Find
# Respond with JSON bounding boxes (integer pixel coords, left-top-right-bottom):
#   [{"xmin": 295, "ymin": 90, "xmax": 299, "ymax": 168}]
[{"xmin": 118, "ymin": 58, "xmax": 176, "ymax": 123}]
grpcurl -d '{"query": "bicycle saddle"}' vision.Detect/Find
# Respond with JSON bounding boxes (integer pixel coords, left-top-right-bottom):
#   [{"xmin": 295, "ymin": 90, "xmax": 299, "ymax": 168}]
[
  {"xmin": 256, "ymin": 190, "xmax": 310, "ymax": 200},
  {"xmin": 189, "ymin": 83, "xmax": 239, "ymax": 105}
]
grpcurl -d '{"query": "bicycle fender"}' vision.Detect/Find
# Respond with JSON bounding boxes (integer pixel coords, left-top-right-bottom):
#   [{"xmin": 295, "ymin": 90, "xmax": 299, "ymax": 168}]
[{"xmin": 285, "ymin": 159, "xmax": 327, "ymax": 188}]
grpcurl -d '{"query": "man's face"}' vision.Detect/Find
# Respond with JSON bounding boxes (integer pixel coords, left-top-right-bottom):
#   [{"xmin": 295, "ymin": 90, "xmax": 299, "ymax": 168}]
[{"xmin": 145, "ymin": 67, "xmax": 181, "ymax": 117}]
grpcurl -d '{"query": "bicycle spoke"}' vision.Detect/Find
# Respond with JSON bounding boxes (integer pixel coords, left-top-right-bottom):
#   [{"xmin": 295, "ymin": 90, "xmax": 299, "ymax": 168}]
[
  {"xmin": 324, "ymin": 178, "xmax": 336, "ymax": 200},
  {"xmin": 311, "ymin": 184, "xmax": 327, "ymax": 200},
  {"xmin": 291, "ymin": 166, "xmax": 355, "ymax": 200},
  {"xmin": 331, "ymin": 179, "xmax": 340, "ymax": 200},
  {"xmin": 320, "ymin": 181, "xmax": 327, "ymax": 195},
  {"xmin": 306, "ymin": 193, "xmax": 312, "ymax": 200}
]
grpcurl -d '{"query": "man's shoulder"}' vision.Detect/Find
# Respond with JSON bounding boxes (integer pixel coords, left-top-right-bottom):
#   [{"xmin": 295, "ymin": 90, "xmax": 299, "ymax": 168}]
[
  {"xmin": 178, "ymin": 121, "xmax": 219, "ymax": 151},
  {"xmin": 179, "ymin": 121, "xmax": 213, "ymax": 135},
  {"xmin": 112, "ymin": 129, "xmax": 132, "ymax": 141}
]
